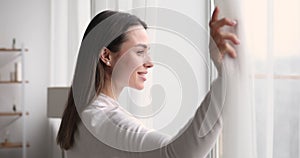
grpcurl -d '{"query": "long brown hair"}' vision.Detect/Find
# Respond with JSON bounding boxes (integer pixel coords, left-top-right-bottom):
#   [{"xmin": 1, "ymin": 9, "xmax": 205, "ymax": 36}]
[{"xmin": 56, "ymin": 10, "xmax": 147, "ymax": 150}]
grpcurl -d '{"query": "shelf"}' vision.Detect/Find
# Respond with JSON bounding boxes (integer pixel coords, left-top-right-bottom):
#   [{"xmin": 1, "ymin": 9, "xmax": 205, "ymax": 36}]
[
  {"xmin": 0, "ymin": 142, "xmax": 30, "ymax": 149},
  {"xmin": 0, "ymin": 48, "xmax": 28, "ymax": 52},
  {"xmin": 0, "ymin": 44, "xmax": 28, "ymax": 157},
  {"xmin": 0, "ymin": 112, "xmax": 29, "ymax": 117},
  {"xmin": 0, "ymin": 81, "xmax": 29, "ymax": 84}
]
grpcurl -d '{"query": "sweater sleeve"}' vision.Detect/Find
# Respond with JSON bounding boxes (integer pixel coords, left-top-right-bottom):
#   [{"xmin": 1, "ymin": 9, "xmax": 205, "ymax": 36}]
[
  {"xmin": 141, "ymin": 77, "xmax": 223, "ymax": 158},
  {"xmin": 163, "ymin": 77, "xmax": 223, "ymax": 158}
]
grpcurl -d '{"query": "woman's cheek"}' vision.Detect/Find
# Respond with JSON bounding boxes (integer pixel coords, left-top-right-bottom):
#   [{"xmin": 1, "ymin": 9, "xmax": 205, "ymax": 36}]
[{"xmin": 112, "ymin": 53, "xmax": 142, "ymax": 86}]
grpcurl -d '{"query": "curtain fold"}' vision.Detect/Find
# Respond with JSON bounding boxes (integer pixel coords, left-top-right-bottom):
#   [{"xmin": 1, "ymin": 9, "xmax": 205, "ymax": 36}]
[
  {"xmin": 50, "ymin": 0, "xmax": 90, "ymax": 86},
  {"xmin": 214, "ymin": 0, "xmax": 257, "ymax": 158}
]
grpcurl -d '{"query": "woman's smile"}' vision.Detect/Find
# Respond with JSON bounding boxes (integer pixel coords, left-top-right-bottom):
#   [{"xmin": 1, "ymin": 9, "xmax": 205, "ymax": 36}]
[{"xmin": 137, "ymin": 71, "xmax": 147, "ymax": 81}]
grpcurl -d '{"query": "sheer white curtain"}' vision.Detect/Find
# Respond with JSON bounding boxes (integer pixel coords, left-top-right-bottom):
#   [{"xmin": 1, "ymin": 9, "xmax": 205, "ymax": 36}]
[
  {"xmin": 252, "ymin": 0, "xmax": 300, "ymax": 157},
  {"xmin": 50, "ymin": 0, "xmax": 90, "ymax": 86},
  {"xmin": 213, "ymin": 0, "xmax": 256, "ymax": 158},
  {"xmin": 215, "ymin": 0, "xmax": 300, "ymax": 158}
]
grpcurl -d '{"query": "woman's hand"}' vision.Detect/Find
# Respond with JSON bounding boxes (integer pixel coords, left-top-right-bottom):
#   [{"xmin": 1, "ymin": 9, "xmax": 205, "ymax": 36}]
[{"xmin": 209, "ymin": 6, "xmax": 240, "ymax": 75}]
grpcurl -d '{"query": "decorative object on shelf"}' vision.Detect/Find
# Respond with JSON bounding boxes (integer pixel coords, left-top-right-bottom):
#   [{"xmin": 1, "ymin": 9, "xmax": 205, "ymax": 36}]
[
  {"xmin": 18, "ymin": 62, "xmax": 22, "ymax": 81},
  {"xmin": 14, "ymin": 62, "xmax": 22, "ymax": 81},
  {"xmin": 13, "ymin": 104, "xmax": 17, "ymax": 112},
  {"xmin": 4, "ymin": 130, "xmax": 10, "ymax": 144},
  {"xmin": 12, "ymin": 38, "xmax": 16, "ymax": 49},
  {"xmin": 0, "ymin": 49, "xmax": 27, "ymax": 83},
  {"xmin": 15, "ymin": 62, "xmax": 18, "ymax": 81}
]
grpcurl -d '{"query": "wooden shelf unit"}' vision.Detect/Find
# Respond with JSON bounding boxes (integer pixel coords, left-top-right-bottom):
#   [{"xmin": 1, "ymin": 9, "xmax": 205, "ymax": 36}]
[{"xmin": 0, "ymin": 45, "xmax": 29, "ymax": 157}]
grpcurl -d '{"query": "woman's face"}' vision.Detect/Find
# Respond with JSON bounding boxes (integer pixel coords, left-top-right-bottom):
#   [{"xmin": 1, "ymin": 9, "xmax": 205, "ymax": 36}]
[{"xmin": 111, "ymin": 25, "xmax": 153, "ymax": 90}]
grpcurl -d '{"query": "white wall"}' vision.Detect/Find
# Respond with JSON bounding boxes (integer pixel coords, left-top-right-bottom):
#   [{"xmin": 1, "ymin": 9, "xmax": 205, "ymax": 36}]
[{"xmin": 0, "ymin": 0, "xmax": 50, "ymax": 157}]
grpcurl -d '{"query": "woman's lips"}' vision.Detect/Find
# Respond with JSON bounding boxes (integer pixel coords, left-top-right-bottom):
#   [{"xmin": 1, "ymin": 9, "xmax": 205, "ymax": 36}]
[{"xmin": 137, "ymin": 71, "xmax": 147, "ymax": 81}]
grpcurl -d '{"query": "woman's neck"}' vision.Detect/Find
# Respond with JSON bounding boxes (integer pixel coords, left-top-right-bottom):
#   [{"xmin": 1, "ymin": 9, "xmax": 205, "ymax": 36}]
[{"xmin": 101, "ymin": 77, "xmax": 123, "ymax": 100}]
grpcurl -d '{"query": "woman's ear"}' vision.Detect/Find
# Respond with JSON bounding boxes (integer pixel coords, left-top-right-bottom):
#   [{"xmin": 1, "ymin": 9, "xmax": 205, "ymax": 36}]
[{"xmin": 100, "ymin": 47, "xmax": 112, "ymax": 67}]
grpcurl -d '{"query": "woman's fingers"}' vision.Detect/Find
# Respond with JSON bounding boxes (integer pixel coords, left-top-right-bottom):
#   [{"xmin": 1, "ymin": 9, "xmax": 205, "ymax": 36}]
[
  {"xmin": 209, "ymin": 6, "xmax": 239, "ymax": 59},
  {"xmin": 220, "ymin": 32, "xmax": 240, "ymax": 45},
  {"xmin": 212, "ymin": 32, "xmax": 240, "ymax": 46},
  {"xmin": 211, "ymin": 18, "xmax": 237, "ymax": 32},
  {"xmin": 211, "ymin": 6, "xmax": 220, "ymax": 23},
  {"xmin": 220, "ymin": 43, "xmax": 237, "ymax": 58}
]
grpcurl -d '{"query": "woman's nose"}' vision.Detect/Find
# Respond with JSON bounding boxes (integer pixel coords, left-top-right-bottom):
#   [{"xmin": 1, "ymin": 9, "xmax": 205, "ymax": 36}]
[
  {"xmin": 144, "ymin": 60, "xmax": 153, "ymax": 68},
  {"xmin": 143, "ymin": 55, "xmax": 154, "ymax": 68}
]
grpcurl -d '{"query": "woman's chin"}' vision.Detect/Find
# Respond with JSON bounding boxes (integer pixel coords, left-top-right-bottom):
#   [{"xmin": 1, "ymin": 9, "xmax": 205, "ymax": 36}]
[{"xmin": 129, "ymin": 84, "xmax": 144, "ymax": 90}]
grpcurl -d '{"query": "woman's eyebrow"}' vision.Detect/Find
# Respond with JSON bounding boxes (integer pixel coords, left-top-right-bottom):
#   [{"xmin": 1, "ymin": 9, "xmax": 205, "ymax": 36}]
[{"xmin": 135, "ymin": 44, "xmax": 150, "ymax": 50}]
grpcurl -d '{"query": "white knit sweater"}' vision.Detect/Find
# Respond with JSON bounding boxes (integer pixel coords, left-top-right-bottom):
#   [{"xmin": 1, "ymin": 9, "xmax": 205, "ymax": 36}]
[{"xmin": 66, "ymin": 78, "xmax": 223, "ymax": 158}]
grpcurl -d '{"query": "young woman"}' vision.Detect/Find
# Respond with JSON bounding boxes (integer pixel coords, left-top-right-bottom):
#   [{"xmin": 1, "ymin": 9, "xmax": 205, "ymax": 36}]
[{"xmin": 57, "ymin": 7, "xmax": 239, "ymax": 158}]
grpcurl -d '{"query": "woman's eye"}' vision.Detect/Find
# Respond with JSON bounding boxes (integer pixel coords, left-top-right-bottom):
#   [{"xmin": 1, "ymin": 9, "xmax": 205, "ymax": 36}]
[{"xmin": 136, "ymin": 51, "xmax": 145, "ymax": 55}]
